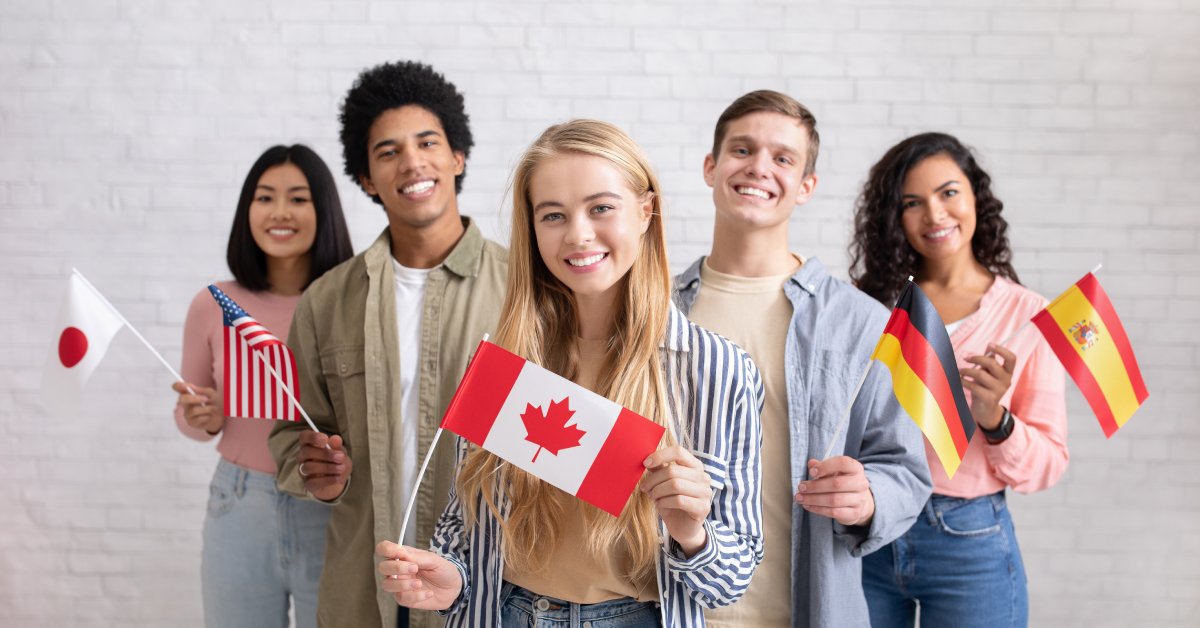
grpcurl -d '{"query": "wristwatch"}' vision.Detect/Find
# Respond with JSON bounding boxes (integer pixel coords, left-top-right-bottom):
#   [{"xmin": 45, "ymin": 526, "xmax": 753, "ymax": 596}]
[{"xmin": 979, "ymin": 407, "xmax": 1014, "ymax": 444}]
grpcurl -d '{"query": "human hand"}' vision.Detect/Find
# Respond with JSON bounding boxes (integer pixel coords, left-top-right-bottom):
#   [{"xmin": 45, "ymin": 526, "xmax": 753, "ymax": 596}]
[
  {"xmin": 796, "ymin": 456, "xmax": 875, "ymax": 527},
  {"xmin": 297, "ymin": 431, "xmax": 352, "ymax": 501},
  {"xmin": 641, "ymin": 445, "xmax": 712, "ymax": 557},
  {"xmin": 172, "ymin": 381, "xmax": 224, "ymax": 434},
  {"xmin": 376, "ymin": 541, "xmax": 463, "ymax": 610},
  {"xmin": 961, "ymin": 343, "xmax": 1016, "ymax": 430}
]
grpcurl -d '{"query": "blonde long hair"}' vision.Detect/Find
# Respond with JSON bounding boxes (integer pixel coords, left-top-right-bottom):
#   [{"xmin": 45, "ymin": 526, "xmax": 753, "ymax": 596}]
[{"xmin": 456, "ymin": 120, "xmax": 674, "ymax": 583}]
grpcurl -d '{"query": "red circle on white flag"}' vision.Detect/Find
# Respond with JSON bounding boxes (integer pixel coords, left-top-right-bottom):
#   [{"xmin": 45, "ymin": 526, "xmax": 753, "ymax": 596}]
[{"xmin": 58, "ymin": 327, "xmax": 88, "ymax": 368}]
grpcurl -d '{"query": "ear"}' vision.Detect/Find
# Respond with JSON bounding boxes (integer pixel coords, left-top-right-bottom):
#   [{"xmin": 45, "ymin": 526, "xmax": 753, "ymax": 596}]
[
  {"xmin": 794, "ymin": 173, "xmax": 818, "ymax": 206},
  {"xmin": 359, "ymin": 173, "xmax": 377, "ymax": 196},
  {"xmin": 638, "ymin": 192, "xmax": 655, "ymax": 235},
  {"xmin": 452, "ymin": 150, "xmax": 465, "ymax": 176},
  {"xmin": 702, "ymin": 153, "xmax": 716, "ymax": 188}
]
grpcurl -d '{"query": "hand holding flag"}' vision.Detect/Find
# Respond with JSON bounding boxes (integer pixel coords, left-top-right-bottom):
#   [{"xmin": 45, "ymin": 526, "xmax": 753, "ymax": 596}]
[
  {"xmin": 641, "ymin": 445, "xmax": 713, "ymax": 556},
  {"xmin": 171, "ymin": 381, "xmax": 224, "ymax": 434}
]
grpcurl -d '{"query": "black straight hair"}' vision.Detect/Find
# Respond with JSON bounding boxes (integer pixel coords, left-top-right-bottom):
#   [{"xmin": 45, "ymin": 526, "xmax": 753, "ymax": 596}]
[{"xmin": 226, "ymin": 144, "xmax": 353, "ymax": 291}]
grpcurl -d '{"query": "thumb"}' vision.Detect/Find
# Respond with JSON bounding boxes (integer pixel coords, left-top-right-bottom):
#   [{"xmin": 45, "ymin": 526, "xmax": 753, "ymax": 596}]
[{"xmin": 328, "ymin": 435, "xmax": 346, "ymax": 451}]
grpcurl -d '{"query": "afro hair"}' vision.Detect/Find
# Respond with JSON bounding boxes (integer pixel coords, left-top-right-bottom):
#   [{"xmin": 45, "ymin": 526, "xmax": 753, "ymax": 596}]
[{"xmin": 339, "ymin": 61, "xmax": 474, "ymax": 202}]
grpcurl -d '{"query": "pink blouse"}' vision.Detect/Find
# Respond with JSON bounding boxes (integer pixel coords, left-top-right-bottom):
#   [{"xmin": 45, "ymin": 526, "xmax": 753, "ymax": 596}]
[
  {"xmin": 175, "ymin": 281, "xmax": 301, "ymax": 474},
  {"xmin": 929, "ymin": 276, "xmax": 1070, "ymax": 497}
]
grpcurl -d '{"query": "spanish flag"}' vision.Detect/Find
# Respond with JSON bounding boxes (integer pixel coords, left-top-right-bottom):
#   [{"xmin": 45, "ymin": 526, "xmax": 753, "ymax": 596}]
[
  {"xmin": 1032, "ymin": 273, "xmax": 1147, "ymax": 437},
  {"xmin": 871, "ymin": 281, "xmax": 975, "ymax": 478}
]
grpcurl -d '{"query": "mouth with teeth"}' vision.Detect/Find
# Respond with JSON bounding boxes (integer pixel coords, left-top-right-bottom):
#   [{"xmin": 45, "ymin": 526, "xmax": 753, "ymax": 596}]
[
  {"xmin": 565, "ymin": 252, "xmax": 609, "ymax": 272},
  {"xmin": 923, "ymin": 225, "xmax": 958, "ymax": 241},
  {"xmin": 400, "ymin": 179, "xmax": 436, "ymax": 199},
  {"xmin": 266, "ymin": 227, "xmax": 299, "ymax": 239},
  {"xmin": 735, "ymin": 185, "xmax": 774, "ymax": 201}
]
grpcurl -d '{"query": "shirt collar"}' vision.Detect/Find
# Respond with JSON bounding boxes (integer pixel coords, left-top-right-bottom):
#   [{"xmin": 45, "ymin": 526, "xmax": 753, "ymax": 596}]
[{"xmin": 364, "ymin": 217, "xmax": 485, "ymax": 278}]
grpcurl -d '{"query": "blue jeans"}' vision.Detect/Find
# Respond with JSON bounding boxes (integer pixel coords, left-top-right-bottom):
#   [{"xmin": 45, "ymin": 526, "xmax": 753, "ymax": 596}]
[
  {"xmin": 201, "ymin": 458, "xmax": 332, "ymax": 628},
  {"xmin": 862, "ymin": 492, "xmax": 1028, "ymax": 628},
  {"xmin": 500, "ymin": 583, "xmax": 660, "ymax": 627}
]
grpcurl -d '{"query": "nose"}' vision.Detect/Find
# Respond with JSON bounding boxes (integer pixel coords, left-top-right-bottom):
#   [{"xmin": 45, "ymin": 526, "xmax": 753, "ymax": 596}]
[
  {"xmin": 564, "ymin": 215, "xmax": 595, "ymax": 246},
  {"xmin": 923, "ymin": 198, "xmax": 948, "ymax": 223},
  {"xmin": 269, "ymin": 197, "xmax": 291, "ymax": 220},
  {"xmin": 745, "ymin": 150, "xmax": 772, "ymax": 178},
  {"xmin": 397, "ymin": 144, "xmax": 425, "ymax": 172}
]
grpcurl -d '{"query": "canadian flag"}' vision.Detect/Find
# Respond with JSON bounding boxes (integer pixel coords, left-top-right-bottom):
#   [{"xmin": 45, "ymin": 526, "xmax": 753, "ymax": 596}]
[
  {"xmin": 40, "ymin": 271, "xmax": 126, "ymax": 412},
  {"xmin": 441, "ymin": 341, "xmax": 666, "ymax": 517}
]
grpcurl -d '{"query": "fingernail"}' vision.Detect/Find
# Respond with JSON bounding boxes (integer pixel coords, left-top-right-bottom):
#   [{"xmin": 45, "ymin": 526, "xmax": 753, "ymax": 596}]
[
  {"xmin": 643, "ymin": 457, "xmax": 653, "ymax": 466},
  {"xmin": 796, "ymin": 494, "xmax": 805, "ymax": 504}
]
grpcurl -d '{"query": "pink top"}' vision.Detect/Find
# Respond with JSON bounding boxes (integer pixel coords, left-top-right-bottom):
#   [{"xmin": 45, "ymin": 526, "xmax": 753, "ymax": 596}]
[
  {"xmin": 929, "ymin": 276, "xmax": 1070, "ymax": 497},
  {"xmin": 175, "ymin": 280, "xmax": 301, "ymax": 474}
]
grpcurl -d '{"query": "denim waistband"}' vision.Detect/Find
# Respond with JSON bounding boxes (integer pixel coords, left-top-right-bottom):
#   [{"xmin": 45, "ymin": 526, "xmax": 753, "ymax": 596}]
[
  {"xmin": 502, "ymin": 582, "xmax": 656, "ymax": 621},
  {"xmin": 925, "ymin": 491, "xmax": 1006, "ymax": 522},
  {"xmin": 213, "ymin": 457, "xmax": 280, "ymax": 495}
]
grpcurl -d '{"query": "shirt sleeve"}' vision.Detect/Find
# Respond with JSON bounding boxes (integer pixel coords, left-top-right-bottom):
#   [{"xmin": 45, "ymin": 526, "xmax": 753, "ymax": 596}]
[
  {"xmin": 175, "ymin": 289, "xmax": 219, "ymax": 442},
  {"xmin": 982, "ymin": 335, "xmax": 1070, "ymax": 493},
  {"xmin": 661, "ymin": 349, "xmax": 765, "ymax": 608}
]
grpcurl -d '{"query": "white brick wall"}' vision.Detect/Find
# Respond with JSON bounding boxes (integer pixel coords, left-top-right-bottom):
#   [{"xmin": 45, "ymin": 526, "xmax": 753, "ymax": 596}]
[{"xmin": 2, "ymin": 0, "xmax": 1197, "ymax": 626}]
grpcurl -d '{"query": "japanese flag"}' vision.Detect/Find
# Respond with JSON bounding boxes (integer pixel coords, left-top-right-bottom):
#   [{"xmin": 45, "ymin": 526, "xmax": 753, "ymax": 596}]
[
  {"xmin": 40, "ymin": 272, "xmax": 126, "ymax": 412},
  {"xmin": 441, "ymin": 341, "xmax": 666, "ymax": 517}
]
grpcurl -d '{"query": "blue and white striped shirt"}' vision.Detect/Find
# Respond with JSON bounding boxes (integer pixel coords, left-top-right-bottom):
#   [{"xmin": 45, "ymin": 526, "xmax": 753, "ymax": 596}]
[{"xmin": 430, "ymin": 305, "xmax": 765, "ymax": 627}]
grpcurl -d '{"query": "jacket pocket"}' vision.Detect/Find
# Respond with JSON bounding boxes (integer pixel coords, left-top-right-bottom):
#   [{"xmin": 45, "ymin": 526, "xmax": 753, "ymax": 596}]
[{"xmin": 319, "ymin": 346, "xmax": 366, "ymax": 420}]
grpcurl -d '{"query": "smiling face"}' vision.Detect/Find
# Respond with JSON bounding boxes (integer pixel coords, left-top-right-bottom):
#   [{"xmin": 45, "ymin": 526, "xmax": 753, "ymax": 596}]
[
  {"xmin": 248, "ymin": 162, "xmax": 317, "ymax": 264},
  {"xmin": 704, "ymin": 111, "xmax": 817, "ymax": 233},
  {"xmin": 899, "ymin": 153, "xmax": 978, "ymax": 265},
  {"xmin": 359, "ymin": 105, "xmax": 465, "ymax": 232},
  {"xmin": 529, "ymin": 153, "xmax": 653, "ymax": 310}
]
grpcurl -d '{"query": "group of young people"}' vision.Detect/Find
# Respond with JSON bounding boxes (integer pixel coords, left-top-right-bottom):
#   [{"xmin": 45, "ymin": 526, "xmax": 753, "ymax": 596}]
[{"xmin": 172, "ymin": 60, "xmax": 1068, "ymax": 628}]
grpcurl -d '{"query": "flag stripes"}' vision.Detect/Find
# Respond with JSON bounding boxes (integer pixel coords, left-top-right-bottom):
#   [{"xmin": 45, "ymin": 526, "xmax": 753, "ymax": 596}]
[
  {"xmin": 208, "ymin": 284, "xmax": 300, "ymax": 423},
  {"xmin": 870, "ymin": 281, "xmax": 975, "ymax": 478}
]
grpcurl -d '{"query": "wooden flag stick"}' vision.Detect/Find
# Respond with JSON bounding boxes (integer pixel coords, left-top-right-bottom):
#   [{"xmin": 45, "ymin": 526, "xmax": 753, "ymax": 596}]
[{"xmin": 397, "ymin": 333, "xmax": 490, "ymax": 545}]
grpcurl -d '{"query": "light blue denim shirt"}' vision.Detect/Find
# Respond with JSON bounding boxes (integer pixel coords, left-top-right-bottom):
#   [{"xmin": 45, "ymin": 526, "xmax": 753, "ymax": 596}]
[{"xmin": 675, "ymin": 256, "xmax": 932, "ymax": 628}]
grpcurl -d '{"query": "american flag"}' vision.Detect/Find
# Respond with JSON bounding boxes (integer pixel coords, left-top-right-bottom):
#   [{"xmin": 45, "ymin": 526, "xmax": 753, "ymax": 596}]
[{"xmin": 207, "ymin": 284, "xmax": 299, "ymax": 422}]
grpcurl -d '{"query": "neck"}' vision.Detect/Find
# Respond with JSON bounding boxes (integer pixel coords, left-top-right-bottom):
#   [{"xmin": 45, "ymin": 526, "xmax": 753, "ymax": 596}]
[
  {"xmin": 706, "ymin": 215, "xmax": 798, "ymax": 277},
  {"xmin": 916, "ymin": 252, "xmax": 992, "ymax": 290},
  {"xmin": 265, "ymin": 256, "xmax": 310, "ymax": 296},
  {"xmin": 574, "ymin": 289, "xmax": 619, "ymax": 342},
  {"xmin": 389, "ymin": 214, "xmax": 466, "ymax": 269}
]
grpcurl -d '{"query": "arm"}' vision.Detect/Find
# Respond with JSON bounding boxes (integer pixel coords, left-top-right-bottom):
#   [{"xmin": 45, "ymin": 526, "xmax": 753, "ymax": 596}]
[
  {"xmin": 833, "ymin": 364, "xmax": 933, "ymax": 557},
  {"xmin": 268, "ymin": 294, "xmax": 347, "ymax": 500},
  {"xmin": 978, "ymin": 342, "xmax": 1070, "ymax": 493},
  {"xmin": 424, "ymin": 437, "xmax": 475, "ymax": 617},
  {"xmin": 660, "ymin": 351, "xmax": 765, "ymax": 608},
  {"xmin": 174, "ymin": 290, "xmax": 224, "ymax": 440}
]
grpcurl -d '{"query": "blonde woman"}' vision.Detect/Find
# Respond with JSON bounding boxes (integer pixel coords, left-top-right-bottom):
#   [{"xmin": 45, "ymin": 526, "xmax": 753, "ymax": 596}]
[{"xmin": 376, "ymin": 120, "xmax": 764, "ymax": 627}]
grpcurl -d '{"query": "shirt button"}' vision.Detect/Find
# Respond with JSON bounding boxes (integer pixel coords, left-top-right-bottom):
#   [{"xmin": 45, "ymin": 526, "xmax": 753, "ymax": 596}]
[
  {"xmin": 339, "ymin": 363, "xmax": 348, "ymax": 374},
  {"xmin": 583, "ymin": 622, "xmax": 593, "ymax": 628},
  {"xmin": 535, "ymin": 598, "xmax": 551, "ymax": 611}
]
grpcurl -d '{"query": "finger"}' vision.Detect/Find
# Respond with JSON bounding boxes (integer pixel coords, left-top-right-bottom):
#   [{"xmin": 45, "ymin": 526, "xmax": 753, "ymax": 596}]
[
  {"xmin": 328, "ymin": 435, "xmax": 346, "ymax": 451},
  {"xmin": 964, "ymin": 355, "xmax": 1008, "ymax": 382},
  {"xmin": 301, "ymin": 444, "xmax": 346, "ymax": 464},
  {"xmin": 644, "ymin": 476, "xmax": 713, "ymax": 502},
  {"xmin": 808, "ymin": 456, "xmax": 863, "ymax": 479},
  {"xmin": 641, "ymin": 465, "xmax": 709, "ymax": 494},
  {"xmin": 378, "ymin": 558, "xmax": 419, "ymax": 578},
  {"xmin": 303, "ymin": 476, "xmax": 348, "ymax": 494},
  {"xmin": 299, "ymin": 460, "xmax": 349, "ymax": 478},
  {"xmin": 646, "ymin": 445, "xmax": 703, "ymax": 470},
  {"xmin": 798, "ymin": 473, "xmax": 870, "ymax": 496},
  {"xmin": 988, "ymin": 344, "xmax": 1018, "ymax": 372},
  {"xmin": 800, "ymin": 503, "xmax": 862, "ymax": 523},
  {"xmin": 298, "ymin": 431, "xmax": 329, "ymax": 448},
  {"xmin": 961, "ymin": 367, "xmax": 1001, "ymax": 392},
  {"xmin": 394, "ymin": 589, "xmax": 437, "ymax": 609},
  {"xmin": 796, "ymin": 489, "xmax": 865, "ymax": 509},
  {"xmin": 653, "ymin": 494, "xmax": 710, "ymax": 517}
]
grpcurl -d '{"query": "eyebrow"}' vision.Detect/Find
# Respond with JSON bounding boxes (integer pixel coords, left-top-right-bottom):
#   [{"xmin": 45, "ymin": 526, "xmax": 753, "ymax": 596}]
[
  {"xmin": 371, "ymin": 129, "xmax": 443, "ymax": 152},
  {"xmin": 533, "ymin": 191, "xmax": 623, "ymax": 213},
  {"xmin": 725, "ymin": 135, "xmax": 801, "ymax": 156},
  {"xmin": 902, "ymin": 180, "xmax": 960, "ymax": 197},
  {"xmin": 256, "ymin": 184, "xmax": 311, "ymax": 193}
]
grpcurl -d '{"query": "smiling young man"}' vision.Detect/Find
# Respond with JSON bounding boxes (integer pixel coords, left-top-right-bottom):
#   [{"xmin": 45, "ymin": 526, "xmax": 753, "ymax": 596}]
[
  {"xmin": 268, "ymin": 61, "xmax": 507, "ymax": 628},
  {"xmin": 673, "ymin": 90, "xmax": 932, "ymax": 628}
]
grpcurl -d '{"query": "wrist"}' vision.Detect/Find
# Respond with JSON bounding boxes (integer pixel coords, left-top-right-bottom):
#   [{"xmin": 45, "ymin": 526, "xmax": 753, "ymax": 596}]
[
  {"xmin": 979, "ymin": 407, "xmax": 1014, "ymax": 444},
  {"xmin": 674, "ymin": 526, "xmax": 708, "ymax": 557}
]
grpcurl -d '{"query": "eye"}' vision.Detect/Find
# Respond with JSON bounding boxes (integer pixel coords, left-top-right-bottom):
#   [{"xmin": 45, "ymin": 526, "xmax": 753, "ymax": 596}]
[
  {"xmin": 291, "ymin": 196, "xmax": 311, "ymax": 205},
  {"xmin": 901, "ymin": 199, "xmax": 921, "ymax": 210},
  {"xmin": 376, "ymin": 148, "xmax": 396, "ymax": 159},
  {"xmin": 255, "ymin": 194, "xmax": 273, "ymax": 203},
  {"xmin": 733, "ymin": 147, "xmax": 750, "ymax": 156},
  {"xmin": 538, "ymin": 212, "xmax": 564, "ymax": 223},
  {"xmin": 420, "ymin": 140, "xmax": 438, "ymax": 148},
  {"xmin": 776, "ymin": 155, "xmax": 793, "ymax": 166},
  {"xmin": 943, "ymin": 189, "xmax": 958, "ymax": 198},
  {"xmin": 591, "ymin": 204, "xmax": 616, "ymax": 215}
]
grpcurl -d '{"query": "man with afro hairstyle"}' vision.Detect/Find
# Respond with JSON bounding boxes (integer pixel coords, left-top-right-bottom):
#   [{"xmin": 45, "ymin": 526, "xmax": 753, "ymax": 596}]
[{"xmin": 270, "ymin": 60, "xmax": 507, "ymax": 628}]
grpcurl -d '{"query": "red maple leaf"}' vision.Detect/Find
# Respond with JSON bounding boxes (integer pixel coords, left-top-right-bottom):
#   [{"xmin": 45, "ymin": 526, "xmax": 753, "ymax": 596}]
[{"xmin": 520, "ymin": 397, "xmax": 586, "ymax": 463}]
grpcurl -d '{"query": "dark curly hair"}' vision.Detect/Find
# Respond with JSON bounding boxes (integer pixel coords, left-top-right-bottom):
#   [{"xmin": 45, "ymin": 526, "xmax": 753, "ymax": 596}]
[
  {"xmin": 849, "ymin": 132, "xmax": 1019, "ymax": 306},
  {"xmin": 339, "ymin": 60, "xmax": 474, "ymax": 204}
]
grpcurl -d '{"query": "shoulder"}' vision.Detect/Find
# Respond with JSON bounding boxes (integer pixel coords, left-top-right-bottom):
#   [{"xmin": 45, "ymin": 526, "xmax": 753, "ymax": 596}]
[
  {"xmin": 986, "ymin": 276, "xmax": 1048, "ymax": 318},
  {"xmin": 812, "ymin": 272, "xmax": 892, "ymax": 329},
  {"xmin": 481, "ymin": 237, "xmax": 509, "ymax": 264}
]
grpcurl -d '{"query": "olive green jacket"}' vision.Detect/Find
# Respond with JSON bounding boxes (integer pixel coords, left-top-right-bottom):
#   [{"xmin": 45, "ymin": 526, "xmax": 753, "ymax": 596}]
[{"xmin": 270, "ymin": 219, "xmax": 507, "ymax": 628}]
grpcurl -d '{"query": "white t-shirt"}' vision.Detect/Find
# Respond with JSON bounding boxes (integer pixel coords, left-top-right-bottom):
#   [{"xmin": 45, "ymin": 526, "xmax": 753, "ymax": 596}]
[{"xmin": 392, "ymin": 258, "xmax": 432, "ymax": 546}]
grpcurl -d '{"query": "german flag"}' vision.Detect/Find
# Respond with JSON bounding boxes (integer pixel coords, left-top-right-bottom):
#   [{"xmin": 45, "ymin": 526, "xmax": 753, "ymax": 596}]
[
  {"xmin": 871, "ymin": 281, "xmax": 975, "ymax": 478},
  {"xmin": 1033, "ymin": 273, "xmax": 1148, "ymax": 437}
]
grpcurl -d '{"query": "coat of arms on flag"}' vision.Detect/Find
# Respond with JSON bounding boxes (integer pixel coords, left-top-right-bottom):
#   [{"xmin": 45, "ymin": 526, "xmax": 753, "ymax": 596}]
[
  {"xmin": 439, "ymin": 340, "xmax": 666, "ymax": 517},
  {"xmin": 207, "ymin": 285, "xmax": 300, "ymax": 422}
]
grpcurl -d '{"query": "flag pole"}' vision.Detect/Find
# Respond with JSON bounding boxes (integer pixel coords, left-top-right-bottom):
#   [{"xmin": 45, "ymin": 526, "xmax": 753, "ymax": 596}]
[
  {"xmin": 71, "ymin": 268, "xmax": 199, "ymax": 396},
  {"xmin": 818, "ymin": 274, "xmax": 914, "ymax": 463},
  {"xmin": 991, "ymin": 264, "xmax": 1103, "ymax": 352},
  {"xmin": 397, "ymin": 333, "xmax": 490, "ymax": 545},
  {"xmin": 244, "ymin": 344, "xmax": 322, "ymax": 434}
]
